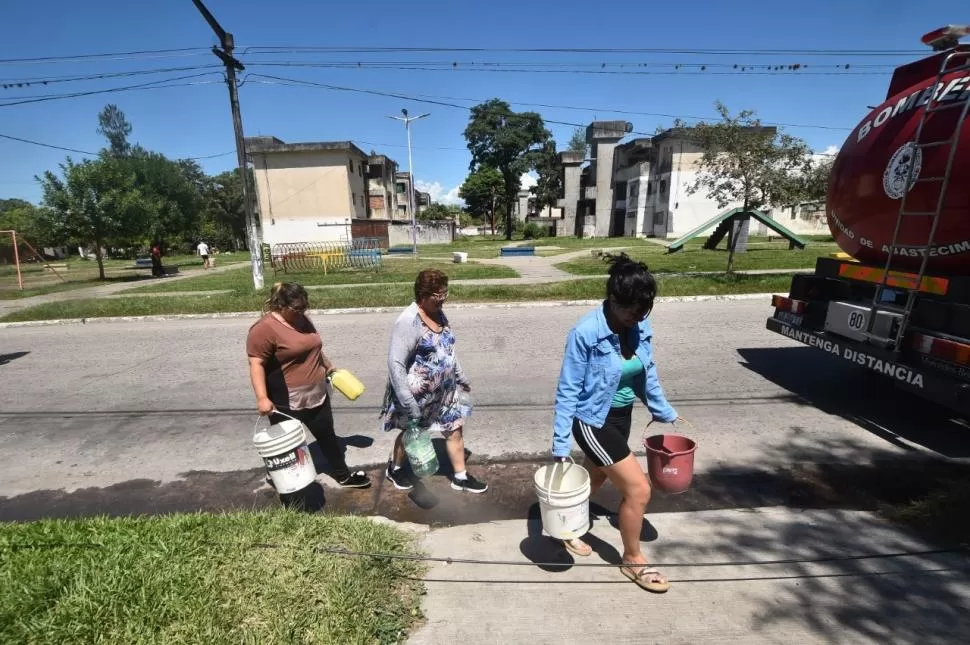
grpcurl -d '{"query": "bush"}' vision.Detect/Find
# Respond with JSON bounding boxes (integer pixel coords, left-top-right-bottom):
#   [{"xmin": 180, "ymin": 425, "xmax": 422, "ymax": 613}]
[{"xmin": 522, "ymin": 222, "xmax": 544, "ymax": 240}]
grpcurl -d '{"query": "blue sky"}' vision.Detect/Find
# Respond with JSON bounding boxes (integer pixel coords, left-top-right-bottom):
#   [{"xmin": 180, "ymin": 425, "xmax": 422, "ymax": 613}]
[{"xmin": 0, "ymin": 0, "xmax": 962, "ymax": 205}]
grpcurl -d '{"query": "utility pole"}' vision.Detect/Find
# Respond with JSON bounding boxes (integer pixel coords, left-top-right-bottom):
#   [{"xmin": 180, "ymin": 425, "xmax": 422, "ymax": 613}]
[
  {"xmin": 191, "ymin": 0, "xmax": 264, "ymax": 290},
  {"xmin": 388, "ymin": 109, "xmax": 429, "ymax": 256}
]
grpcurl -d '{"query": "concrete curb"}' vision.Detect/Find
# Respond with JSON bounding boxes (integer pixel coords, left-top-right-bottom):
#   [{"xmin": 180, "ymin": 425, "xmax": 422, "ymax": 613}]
[{"xmin": 0, "ymin": 292, "xmax": 774, "ymax": 329}]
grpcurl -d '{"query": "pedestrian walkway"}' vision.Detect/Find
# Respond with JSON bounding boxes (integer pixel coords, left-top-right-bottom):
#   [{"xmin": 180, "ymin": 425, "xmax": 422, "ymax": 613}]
[{"xmin": 407, "ymin": 508, "xmax": 970, "ymax": 644}]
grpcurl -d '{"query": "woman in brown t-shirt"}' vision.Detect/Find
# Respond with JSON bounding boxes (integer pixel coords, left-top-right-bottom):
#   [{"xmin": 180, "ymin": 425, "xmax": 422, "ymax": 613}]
[{"xmin": 246, "ymin": 282, "xmax": 370, "ymax": 489}]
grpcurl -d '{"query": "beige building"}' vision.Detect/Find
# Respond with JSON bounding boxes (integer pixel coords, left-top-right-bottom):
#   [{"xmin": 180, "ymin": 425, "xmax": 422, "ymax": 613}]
[{"xmin": 246, "ymin": 137, "xmax": 369, "ymax": 245}]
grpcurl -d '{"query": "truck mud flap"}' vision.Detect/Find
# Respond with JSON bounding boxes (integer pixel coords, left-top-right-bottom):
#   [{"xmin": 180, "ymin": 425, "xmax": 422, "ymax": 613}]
[{"xmin": 766, "ymin": 316, "xmax": 970, "ymax": 418}]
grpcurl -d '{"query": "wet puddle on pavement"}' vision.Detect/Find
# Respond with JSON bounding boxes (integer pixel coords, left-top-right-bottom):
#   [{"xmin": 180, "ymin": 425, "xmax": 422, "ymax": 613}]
[{"xmin": 3, "ymin": 456, "xmax": 965, "ymax": 526}]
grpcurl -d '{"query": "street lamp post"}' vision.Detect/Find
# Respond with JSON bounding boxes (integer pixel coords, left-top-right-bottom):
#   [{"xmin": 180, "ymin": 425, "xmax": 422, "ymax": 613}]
[{"xmin": 388, "ymin": 109, "xmax": 429, "ymax": 256}]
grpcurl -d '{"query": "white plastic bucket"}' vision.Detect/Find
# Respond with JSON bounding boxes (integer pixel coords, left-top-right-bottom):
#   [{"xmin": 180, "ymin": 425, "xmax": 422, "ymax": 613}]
[
  {"xmin": 533, "ymin": 458, "xmax": 591, "ymax": 540},
  {"xmin": 253, "ymin": 412, "xmax": 316, "ymax": 494},
  {"xmin": 452, "ymin": 252, "xmax": 468, "ymax": 264}
]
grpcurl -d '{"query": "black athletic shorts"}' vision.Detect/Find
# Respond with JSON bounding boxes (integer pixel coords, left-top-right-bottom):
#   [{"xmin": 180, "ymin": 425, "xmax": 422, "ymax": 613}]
[{"xmin": 572, "ymin": 404, "xmax": 633, "ymax": 468}]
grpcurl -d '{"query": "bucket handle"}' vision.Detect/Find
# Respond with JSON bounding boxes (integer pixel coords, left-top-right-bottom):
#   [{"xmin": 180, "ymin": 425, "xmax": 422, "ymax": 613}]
[
  {"xmin": 642, "ymin": 417, "xmax": 695, "ymax": 446},
  {"xmin": 254, "ymin": 409, "xmax": 302, "ymax": 433},
  {"xmin": 545, "ymin": 455, "xmax": 576, "ymax": 492}
]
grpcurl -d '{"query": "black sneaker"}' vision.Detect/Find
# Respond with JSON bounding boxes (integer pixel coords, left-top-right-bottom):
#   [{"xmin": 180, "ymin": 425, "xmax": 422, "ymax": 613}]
[
  {"xmin": 450, "ymin": 474, "xmax": 488, "ymax": 494},
  {"xmin": 337, "ymin": 471, "xmax": 371, "ymax": 489},
  {"xmin": 385, "ymin": 464, "xmax": 414, "ymax": 491}
]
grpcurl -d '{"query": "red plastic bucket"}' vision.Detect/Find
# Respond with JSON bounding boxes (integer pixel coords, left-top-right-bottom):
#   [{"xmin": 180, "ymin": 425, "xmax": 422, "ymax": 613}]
[{"xmin": 644, "ymin": 433, "xmax": 697, "ymax": 494}]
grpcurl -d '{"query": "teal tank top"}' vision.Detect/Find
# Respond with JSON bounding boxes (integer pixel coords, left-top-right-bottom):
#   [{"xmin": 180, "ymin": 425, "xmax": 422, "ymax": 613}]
[{"xmin": 612, "ymin": 354, "xmax": 644, "ymax": 408}]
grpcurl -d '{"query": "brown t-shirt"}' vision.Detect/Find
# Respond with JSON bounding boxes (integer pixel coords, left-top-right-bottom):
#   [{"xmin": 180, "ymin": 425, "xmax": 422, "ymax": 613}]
[{"xmin": 246, "ymin": 313, "xmax": 329, "ymax": 411}]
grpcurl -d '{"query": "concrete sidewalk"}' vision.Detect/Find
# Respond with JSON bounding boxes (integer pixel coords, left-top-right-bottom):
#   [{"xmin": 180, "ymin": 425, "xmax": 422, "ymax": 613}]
[{"xmin": 407, "ymin": 507, "xmax": 970, "ymax": 644}]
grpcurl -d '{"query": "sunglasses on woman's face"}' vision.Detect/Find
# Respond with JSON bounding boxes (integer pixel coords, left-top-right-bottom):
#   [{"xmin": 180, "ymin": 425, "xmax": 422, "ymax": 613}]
[
  {"xmin": 431, "ymin": 291, "xmax": 449, "ymax": 302},
  {"xmin": 287, "ymin": 303, "xmax": 308, "ymax": 314}
]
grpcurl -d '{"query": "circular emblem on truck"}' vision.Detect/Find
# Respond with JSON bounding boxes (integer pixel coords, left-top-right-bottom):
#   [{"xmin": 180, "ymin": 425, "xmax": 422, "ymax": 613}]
[{"xmin": 882, "ymin": 142, "xmax": 922, "ymax": 200}]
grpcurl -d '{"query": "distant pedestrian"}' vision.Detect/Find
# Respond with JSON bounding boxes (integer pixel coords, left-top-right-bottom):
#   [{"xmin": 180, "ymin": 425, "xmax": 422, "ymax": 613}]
[
  {"xmin": 197, "ymin": 240, "xmax": 210, "ymax": 269},
  {"xmin": 379, "ymin": 268, "xmax": 487, "ymax": 494},
  {"xmin": 551, "ymin": 252, "xmax": 684, "ymax": 593},
  {"xmin": 246, "ymin": 282, "xmax": 371, "ymax": 489},
  {"xmin": 150, "ymin": 241, "xmax": 163, "ymax": 278}
]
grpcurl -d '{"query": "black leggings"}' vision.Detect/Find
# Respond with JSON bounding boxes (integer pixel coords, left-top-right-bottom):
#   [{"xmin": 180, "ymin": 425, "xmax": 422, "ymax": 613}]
[{"xmin": 270, "ymin": 396, "xmax": 350, "ymax": 481}]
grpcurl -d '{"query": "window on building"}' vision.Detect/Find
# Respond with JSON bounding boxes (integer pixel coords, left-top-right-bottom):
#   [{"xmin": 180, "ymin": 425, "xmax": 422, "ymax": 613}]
[
  {"xmin": 659, "ymin": 180, "xmax": 667, "ymax": 194},
  {"xmin": 396, "ymin": 182, "xmax": 405, "ymax": 193},
  {"xmin": 647, "ymin": 182, "xmax": 654, "ymax": 196},
  {"xmin": 654, "ymin": 211, "xmax": 666, "ymax": 225}
]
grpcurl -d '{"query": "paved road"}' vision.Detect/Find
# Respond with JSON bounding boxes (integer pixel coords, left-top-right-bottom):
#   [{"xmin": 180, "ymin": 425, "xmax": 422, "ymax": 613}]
[{"xmin": 1, "ymin": 299, "xmax": 966, "ymax": 500}]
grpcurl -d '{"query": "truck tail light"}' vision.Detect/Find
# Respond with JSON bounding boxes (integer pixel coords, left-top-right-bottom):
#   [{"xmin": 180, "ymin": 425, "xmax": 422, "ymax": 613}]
[{"xmin": 772, "ymin": 295, "xmax": 807, "ymax": 314}]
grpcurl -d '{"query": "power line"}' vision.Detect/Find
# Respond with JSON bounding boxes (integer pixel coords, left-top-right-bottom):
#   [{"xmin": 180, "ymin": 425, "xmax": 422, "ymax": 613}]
[
  {"xmin": 0, "ymin": 45, "xmax": 926, "ymax": 67},
  {"xmin": 0, "ymin": 65, "xmax": 222, "ymax": 88},
  {"xmin": 247, "ymin": 74, "xmax": 602, "ymax": 132},
  {"xmin": 246, "ymin": 61, "xmax": 889, "ymax": 77},
  {"xmin": 353, "ymin": 139, "xmax": 468, "ymax": 151},
  {"xmin": 241, "ymin": 58, "xmax": 896, "ymax": 70},
  {"xmin": 0, "ymin": 133, "xmax": 97, "ymax": 156},
  {"xmin": 0, "ymin": 132, "xmax": 235, "ymax": 161},
  {"xmin": 245, "ymin": 74, "xmax": 853, "ymax": 132},
  {"xmin": 0, "ymin": 47, "xmax": 213, "ymax": 66},
  {"xmin": 240, "ymin": 45, "xmax": 928, "ymax": 57},
  {"xmin": 0, "ymin": 72, "xmax": 223, "ymax": 107}
]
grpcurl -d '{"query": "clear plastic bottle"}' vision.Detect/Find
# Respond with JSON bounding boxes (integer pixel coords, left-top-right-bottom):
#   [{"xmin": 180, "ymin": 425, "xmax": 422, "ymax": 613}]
[
  {"xmin": 403, "ymin": 419, "xmax": 438, "ymax": 478},
  {"xmin": 456, "ymin": 388, "xmax": 473, "ymax": 418}
]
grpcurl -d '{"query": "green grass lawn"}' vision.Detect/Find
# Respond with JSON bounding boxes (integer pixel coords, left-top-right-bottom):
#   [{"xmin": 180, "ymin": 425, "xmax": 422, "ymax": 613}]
[
  {"xmin": 0, "ymin": 275, "xmax": 147, "ymax": 300},
  {"xmin": 0, "ymin": 254, "xmax": 249, "ymax": 300},
  {"xmin": 412, "ymin": 234, "xmax": 835, "ymax": 260},
  {"xmin": 127, "ymin": 258, "xmax": 519, "ymax": 294},
  {"xmin": 556, "ymin": 237, "xmax": 840, "ymax": 275},
  {"xmin": 0, "ymin": 273, "xmax": 794, "ymax": 322},
  {"xmin": 414, "ymin": 235, "xmax": 660, "ymax": 259},
  {"xmin": 0, "ymin": 511, "xmax": 425, "ymax": 645}
]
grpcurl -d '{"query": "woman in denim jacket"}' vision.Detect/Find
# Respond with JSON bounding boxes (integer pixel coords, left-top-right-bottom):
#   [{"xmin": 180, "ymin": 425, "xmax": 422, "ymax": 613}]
[{"xmin": 551, "ymin": 253, "xmax": 682, "ymax": 593}]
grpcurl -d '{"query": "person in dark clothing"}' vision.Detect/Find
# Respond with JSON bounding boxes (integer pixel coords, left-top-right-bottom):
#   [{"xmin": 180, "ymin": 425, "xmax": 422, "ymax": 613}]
[{"xmin": 150, "ymin": 242, "xmax": 163, "ymax": 278}]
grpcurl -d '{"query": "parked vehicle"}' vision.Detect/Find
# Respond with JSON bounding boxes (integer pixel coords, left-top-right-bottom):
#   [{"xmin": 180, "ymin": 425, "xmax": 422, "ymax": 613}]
[{"xmin": 766, "ymin": 25, "xmax": 970, "ymax": 418}]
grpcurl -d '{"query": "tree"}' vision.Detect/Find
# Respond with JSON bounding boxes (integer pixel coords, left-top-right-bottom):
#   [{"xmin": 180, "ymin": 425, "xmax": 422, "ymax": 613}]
[
  {"xmin": 97, "ymin": 104, "xmax": 133, "ymax": 157},
  {"xmin": 122, "ymin": 148, "xmax": 205, "ymax": 245},
  {"xmin": 0, "ymin": 199, "xmax": 56, "ymax": 247},
  {"xmin": 800, "ymin": 155, "xmax": 835, "ymax": 204},
  {"xmin": 459, "ymin": 166, "xmax": 506, "ymax": 235},
  {"xmin": 419, "ymin": 202, "xmax": 460, "ymax": 221},
  {"xmin": 567, "ymin": 127, "xmax": 587, "ymax": 153},
  {"xmin": 464, "ymin": 99, "xmax": 552, "ymax": 240},
  {"xmin": 38, "ymin": 157, "xmax": 148, "ymax": 279},
  {"xmin": 676, "ymin": 101, "xmax": 812, "ymax": 273},
  {"xmin": 531, "ymin": 141, "xmax": 562, "ymax": 213},
  {"xmin": 200, "ymin": 170, "xmax": 249, "ymax": 250}
]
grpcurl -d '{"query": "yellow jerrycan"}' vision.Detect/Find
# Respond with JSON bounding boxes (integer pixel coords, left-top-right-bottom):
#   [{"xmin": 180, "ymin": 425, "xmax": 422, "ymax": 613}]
[{"xmin": 329, "ymin": 369, "xmax": 365, "ymax": 401}]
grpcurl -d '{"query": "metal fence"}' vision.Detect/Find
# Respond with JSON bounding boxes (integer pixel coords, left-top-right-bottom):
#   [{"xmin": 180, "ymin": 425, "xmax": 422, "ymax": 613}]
[{"xmin": 263, "ymin": 238, "xmax": 384, "ymax": 274}]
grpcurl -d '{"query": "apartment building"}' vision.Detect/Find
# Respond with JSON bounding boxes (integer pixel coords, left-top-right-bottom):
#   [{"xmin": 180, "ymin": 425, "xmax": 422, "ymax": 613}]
[
  {"xmin": 560, "ymin": 122, "xmax": 787, "ymax": 239},
  {"xmin": 366, "ymin": 154, "xmax": 400, "ymax": 220},
  {"xmin": 390, "ymin": 172, "xmax": 431, "ymax": 220},
  {"xmin": 246, "ymin": 137, "xmax": 369, "ymax": 245}
]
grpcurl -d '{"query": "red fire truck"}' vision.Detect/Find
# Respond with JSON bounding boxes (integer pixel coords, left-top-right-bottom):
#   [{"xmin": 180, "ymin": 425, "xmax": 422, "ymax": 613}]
[{"xmin": 766, "ymin": 25, "xmax": 970, "ymax": 418}]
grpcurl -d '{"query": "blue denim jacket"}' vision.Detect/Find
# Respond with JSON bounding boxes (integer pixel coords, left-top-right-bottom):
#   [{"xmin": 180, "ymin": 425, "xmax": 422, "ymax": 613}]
[{"xmin": 551, "ymin": 304, "xmax": 678, "ymax": 458}]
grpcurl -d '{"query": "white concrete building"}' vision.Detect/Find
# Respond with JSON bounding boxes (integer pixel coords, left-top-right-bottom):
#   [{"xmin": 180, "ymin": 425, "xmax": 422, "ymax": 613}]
[{"xmin": 564, "ymin": 123, "xmax": 824, "ymax": 240}]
